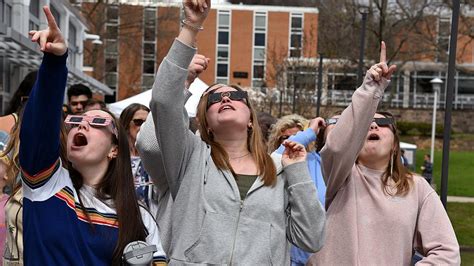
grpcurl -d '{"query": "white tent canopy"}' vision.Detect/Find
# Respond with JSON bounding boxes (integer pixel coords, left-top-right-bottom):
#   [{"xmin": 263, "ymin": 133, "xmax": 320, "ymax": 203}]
[{"xmin": 108, "ymin": 78, "xmax": 208, "ymax": 117}]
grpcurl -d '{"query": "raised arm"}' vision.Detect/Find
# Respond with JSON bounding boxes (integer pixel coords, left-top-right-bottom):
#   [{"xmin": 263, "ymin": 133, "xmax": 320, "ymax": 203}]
[
  {"xmin": 274, "ymin": 117, "xmax": 325, "ymax": 155},
  {"xmin": 281, "ymin": 140, "xmax": 326, "ymax": 252},
  {"xmin": 321, "ymin": 42, "xmax": 396, "ymax": 209},
  {"xmin": 19, "ymin": 6, "xmax": 68, "ymax": 187},
  {"xmin": 148, "ymin": 0, "xmax": 210, "ymax": 198}
]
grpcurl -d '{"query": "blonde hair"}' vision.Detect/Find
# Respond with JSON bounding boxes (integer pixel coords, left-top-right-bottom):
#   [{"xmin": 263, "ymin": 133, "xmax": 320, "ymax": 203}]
[
  {"xmin": 267, "ymin": 114, "xmax": 308, "ymax": 153},
  {"xmin": 196, "ymin": 84, "xmax": 277, "ymax": 186}
]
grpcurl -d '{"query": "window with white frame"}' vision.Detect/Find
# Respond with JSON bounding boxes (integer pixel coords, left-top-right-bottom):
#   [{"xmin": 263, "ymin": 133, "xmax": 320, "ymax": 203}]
[
  {"xmin": 105, "ymin": 5, "xmax": 119, "ymax": 96},
  {"xmin": 216, "ymin": 10, "xmax": 230, "ymax": 84},
  {"xmin": 437, "ymin": 17, "xmax": 450, "ymax": 63},
  {"xmin": 29, "ymin": 0, "xmax": 40, "ymax": 30},
  {"xmin": 142, "ymin": 7, "xmax": 157, "ymax": 89},
  {"xmin": 289, "ymin": 13, "xmax": 303, "ymax": 58},
  {"xmin": 1, "ymin": 0, "xmax": 13, "ymax": 27},
  {"xmin": 68, "ymin": 22, "xmax": 78, "ymax": 68},
  {"xmin": 252, "ymin": 11, "xmax": 266, "ymax": 88}
]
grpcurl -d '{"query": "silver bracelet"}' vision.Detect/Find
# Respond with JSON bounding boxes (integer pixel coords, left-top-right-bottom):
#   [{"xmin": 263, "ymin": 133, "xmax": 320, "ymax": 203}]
[{"xmin": 181, "ymin": 19, "xmax": 204, "ymax": 31}]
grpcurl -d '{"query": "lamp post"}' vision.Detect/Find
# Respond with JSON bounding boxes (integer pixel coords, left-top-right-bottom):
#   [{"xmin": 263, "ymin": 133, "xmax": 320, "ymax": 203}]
[
  {"xmin": 316, "ymin": 53, "xmax": 323, "ymax": 117},
  {"xmin": 357, "ymin": 1, "xmax": 369, "ymax": 86},
  {"xmin": 430, "ymin": 78, "xmax": 443, "ymax": 166}
]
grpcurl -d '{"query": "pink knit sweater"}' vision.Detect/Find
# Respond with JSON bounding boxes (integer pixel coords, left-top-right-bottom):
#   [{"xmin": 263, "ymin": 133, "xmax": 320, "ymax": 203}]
[{"xmin": 308, "ymin": 75, "xmax": 460, "ymax": 265}]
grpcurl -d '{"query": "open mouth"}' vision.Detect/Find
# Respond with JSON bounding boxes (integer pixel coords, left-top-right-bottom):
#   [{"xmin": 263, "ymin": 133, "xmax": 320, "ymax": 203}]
[
  {"xmin": 367, "ymin": 133, "xmax": 380, "ymax": 141},
  {"xmin": 218, "ymin": 105, "xmax": 235, "ymax": 113},
  {"xmin": 73, "ymin": 133, "xmax": 88, "ymax": 147}
]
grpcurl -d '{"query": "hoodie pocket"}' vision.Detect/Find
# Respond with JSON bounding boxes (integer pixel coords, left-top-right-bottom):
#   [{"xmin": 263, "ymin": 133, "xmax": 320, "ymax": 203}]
[
  {"xmin": 184, "ymin": 211, "xmax": 236, "ymax": 264},
  {"xmin": 270, "ymin": 224, "xmax": 287, "ymax": 265}
]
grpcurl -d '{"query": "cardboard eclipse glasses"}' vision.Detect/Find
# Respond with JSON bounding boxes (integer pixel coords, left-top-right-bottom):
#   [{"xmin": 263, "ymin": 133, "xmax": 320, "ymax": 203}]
[
  {"xmin": 207, "ymin": 90, "xmax": 248, "ymax": 109},
  {"xmin": 326, "ymin": 117, "xmax": 394, "ymax": 127},
  {"xmin": 64, "ymin": 115, "xmax": 118, "ymax": 138}
]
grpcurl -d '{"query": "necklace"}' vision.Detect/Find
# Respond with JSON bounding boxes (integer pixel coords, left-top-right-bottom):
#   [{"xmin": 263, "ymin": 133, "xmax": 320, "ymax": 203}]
[{"xmin": 229, "ymin": 152, "xmax": 250, "ymax": 160}]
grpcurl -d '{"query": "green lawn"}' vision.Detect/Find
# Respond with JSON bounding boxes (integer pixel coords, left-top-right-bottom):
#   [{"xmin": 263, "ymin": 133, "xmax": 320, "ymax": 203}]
[
  {"xmin": 414, "ymin": 149, "xmax": 474, "ymax": 197},
  {"xmin": 447, "ymin": 203, "xmax": 474, "ymax": 265},
  {"xmin": 461, "ymin": 250, "xmax": 474, "ymax": 265},
  {"xmin": 447, "ymin": 203, "xmax": 474, "ymax": 247}
]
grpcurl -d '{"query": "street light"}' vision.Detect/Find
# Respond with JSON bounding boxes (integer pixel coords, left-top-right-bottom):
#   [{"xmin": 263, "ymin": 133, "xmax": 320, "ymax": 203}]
[
  {"xmin": 357, "ymin": 0, "xmax": 370, "ymax": 86},
  {"xmin": 430, "ymin": 78, "xmax": 443, "ymax": 166},
  {"xmin": 84, "ymin": 33, "xmax": 103, "ymax": 45}
]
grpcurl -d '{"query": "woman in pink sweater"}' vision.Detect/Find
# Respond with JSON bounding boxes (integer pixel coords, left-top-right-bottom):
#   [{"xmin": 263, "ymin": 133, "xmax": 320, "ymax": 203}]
[{"xmin": 308, "ymin": 43, "xmax": 460, "ymax": 265}]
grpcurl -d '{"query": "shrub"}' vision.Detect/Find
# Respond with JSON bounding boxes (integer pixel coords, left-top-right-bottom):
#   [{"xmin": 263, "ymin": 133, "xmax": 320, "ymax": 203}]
[{"xmin": 396, "ymin": 121, "xmax": 451, "ymax": 136}]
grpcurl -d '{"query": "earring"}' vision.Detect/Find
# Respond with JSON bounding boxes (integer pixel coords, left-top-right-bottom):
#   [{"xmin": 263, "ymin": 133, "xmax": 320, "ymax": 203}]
[{"xmin": 390, "ymin": 152, "xmax": 394, "ymax": 177}]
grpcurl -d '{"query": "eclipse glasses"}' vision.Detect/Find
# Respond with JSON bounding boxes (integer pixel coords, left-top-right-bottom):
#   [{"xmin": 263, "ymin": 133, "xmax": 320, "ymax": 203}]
[{"xmin": 207, "ymin": 90, "xmax": 248, "ymax": 109}]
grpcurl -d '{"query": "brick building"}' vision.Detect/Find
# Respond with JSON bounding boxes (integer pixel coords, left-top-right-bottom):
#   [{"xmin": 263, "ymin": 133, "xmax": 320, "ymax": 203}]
[
  {"xmin": 80, "ymin": 2, "xmax": 318, "ymax": 102},
  {"xmin": 80, "ymin": 1, "xmax": 474, "ymax": 111}
]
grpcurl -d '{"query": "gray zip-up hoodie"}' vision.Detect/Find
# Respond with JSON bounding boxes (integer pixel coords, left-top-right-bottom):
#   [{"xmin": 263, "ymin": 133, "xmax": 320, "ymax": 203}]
[{"xmin": 137, "ymin": 39, "xmax": 325, "ymax": 265}]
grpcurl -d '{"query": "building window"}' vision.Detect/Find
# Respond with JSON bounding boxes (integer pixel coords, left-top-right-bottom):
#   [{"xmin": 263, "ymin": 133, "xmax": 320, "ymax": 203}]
[
  {"xmin": 143, "ymin": 60, "xmax": 155, "ymax": 74},
  {"xmin": 142, "ymin": 8, "xmax": 157, "ymax": 89},
  {"xmin": 106, "ymin": 58, "xmax": 117, "ymax": 72},
  {"xmin": 289, "ymin": 13, "xmax": 303, "ymax": 58},
  {"xmin": 252, "ymin": 11, "xmax": 266, "ymax": 87},
  {"xmin": 106, "ymin": 73, "xmax": 118, "ymax": 87},
  {"xmin": 107, "ymin": 6, "xmax": 118, "ymax": 22},
  {"xmin": 1, "ymin": 0, "xmax": 12, "ymax": 27},
  {"xmin": 437, "ymin": 17, "xmax": 450, "ymax": 62},
  {"xmin": 106, "ymin": 25, "xmax": 118, "ymax": 39},
  {"xmin": 105, "ymin": 40, "xmax": 118, "ymax": 55},
  {"xmin": 29, "ymin": 0, "xmax": 40, "ymax": 30},
  {"xmin": 68, "ymin": 23, "xmax": 77, "ymax": 49},
  {"xmin": 68, "ymin": 21, "xmax": 78, "ymax": 68},
  {"xmin": 142, "ymin": 74, "xmax": 155, "ymax": 89},
  {"xmin": 105, "ymin": 5, "xmax": 119, "ymax": 91},
  {"xmin": 216, "ymin": 10, "xmax": 230, "ymax": 83},
  {"xmin": 50, "ymin": 5, "xmax": 60, "ymax": 26},
  {"xmin": 29, "ymin": 0, "xmax": 39, "ymax": 18}
]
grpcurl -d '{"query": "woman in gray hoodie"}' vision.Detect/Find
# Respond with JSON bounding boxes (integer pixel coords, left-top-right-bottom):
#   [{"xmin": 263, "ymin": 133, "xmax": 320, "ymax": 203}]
[{"xmin": 136, "ymin": 0, "xmax": 326, "ymax": 264}]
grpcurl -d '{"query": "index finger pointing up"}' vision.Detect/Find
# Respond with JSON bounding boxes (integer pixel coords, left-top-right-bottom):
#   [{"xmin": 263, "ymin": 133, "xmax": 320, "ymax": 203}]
[
  {"xmin": 43, "ymin": 6, "xmax": 59, "ymax": 30},
  {"xmin": 379, "ymin": 41, "xmax": 386, "ymax": 63}
]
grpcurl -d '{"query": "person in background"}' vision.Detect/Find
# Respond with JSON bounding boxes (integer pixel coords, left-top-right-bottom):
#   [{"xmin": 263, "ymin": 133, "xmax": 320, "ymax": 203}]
[
  {"xmin": 270, "ymin": 116, "xmax": 327, "ymax": 265},
  {"xmin": 308, "ymin": 42, "xmax": 459, "ymax": 265},
  {"xmin": 256, "ymin": 112, "xmax": 277, "ymax": 143},
  {"xmin": 0, "ymin": 131, "xmax": 10, "ymax": 259},
  {"xmin": 421, "ymin": 154, "xmax": 433, "ymax": 184},
  {"xmin": 401, "ymin": 149, "xmax": 409, "ymax": 167},
  {"xmin": 62, "ymin": 104, "xmax": 72, "ymax": 116},
  {"xmin": 67, "ymin": 83, "xmax": 92, "ymax": 114},
  {"xmin": 120, "ymin": 103, "xmax": 157, "ymax": 213},
  {"xmin": 267, "ymin": 114, "xmax": 307, "ymax": 153},
  {"xmin": 20, "ymin": 7, "xmax": 166, "ymax": 265},
  {"xmin": 0, "ymin": 72, "xmax": 39, "ymax": 266},
  {"xmin": 84, "ymin": 99, "xmax": 107, "ymax": 112},
  {"xmin": 0, "ymin": 71, "xmax": 37, "ymax": 134}
]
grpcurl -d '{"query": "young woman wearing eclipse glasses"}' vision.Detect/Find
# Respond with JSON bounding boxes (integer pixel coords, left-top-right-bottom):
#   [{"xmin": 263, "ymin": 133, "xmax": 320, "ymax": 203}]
[
  {"xmin": 18, "ymin": 7, "xmax": 166, "ymax": 265},
  {"xmin": 308, "ymin": 43, "xmax": 459, "ymax": 265},
  {"xmin": 136, "ymin": 0, "xmax": 325, "ymax": 264}
]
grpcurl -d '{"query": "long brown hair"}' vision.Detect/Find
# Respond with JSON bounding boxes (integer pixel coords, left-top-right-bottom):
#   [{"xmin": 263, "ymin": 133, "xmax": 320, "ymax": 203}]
[
  {"xmin": 1, "ymin": 105, "xmax": 68, "ymax": 190},
  {"xmin": 377, "ymin": 111, "xmax": 413, "ymax": 196},
  {"xmin": 68, "ymin": 109, "xmax": 146, "ymax": 264},
  {"xmin": 196, "ymin": 84, "xmax": 277, "ymax": 186}
]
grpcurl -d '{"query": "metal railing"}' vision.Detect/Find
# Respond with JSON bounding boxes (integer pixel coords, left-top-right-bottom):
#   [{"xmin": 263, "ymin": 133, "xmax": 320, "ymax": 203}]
[{"xmin": 248, "ymin": 87, "xmax": 474, "ymax": 110}]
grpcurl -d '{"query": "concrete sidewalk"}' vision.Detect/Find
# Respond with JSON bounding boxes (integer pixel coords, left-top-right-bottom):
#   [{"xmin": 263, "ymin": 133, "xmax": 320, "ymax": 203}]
[{"xmin": 447, "ymin": 196, "xmax": 474, "ymax": 203}]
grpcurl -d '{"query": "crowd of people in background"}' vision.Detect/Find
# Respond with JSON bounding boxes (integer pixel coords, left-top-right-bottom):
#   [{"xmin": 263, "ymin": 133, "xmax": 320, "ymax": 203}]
[{"xmin": 0, "ymin": 0, "xmax": 462, "ymax": 265}]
